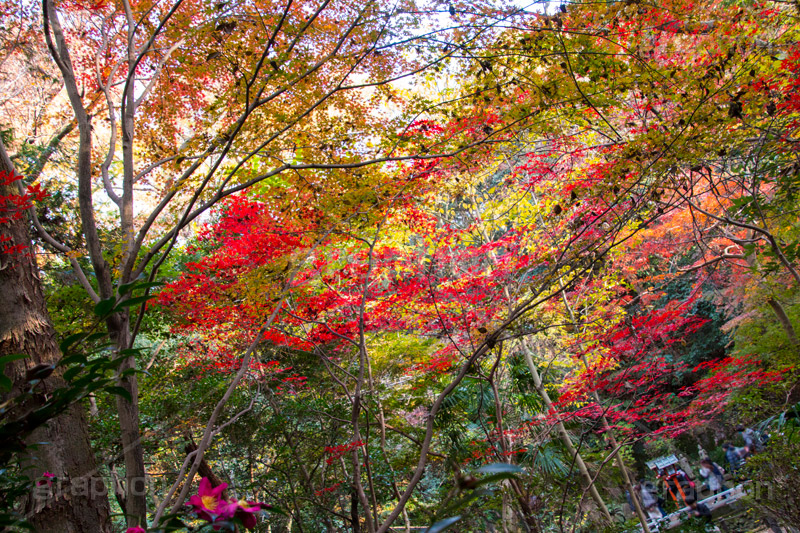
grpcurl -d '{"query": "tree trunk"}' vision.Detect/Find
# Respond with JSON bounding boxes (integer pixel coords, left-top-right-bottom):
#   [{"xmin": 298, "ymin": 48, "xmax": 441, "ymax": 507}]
[
  {"xmin": 0, "ymin": 139, "xmax": 111, "ymax": 531},
  {"xmin": 767, "ymin": 298, "xmax": 800, "ymax": 351},
  {"xmin": 184, "ymin": 440, "xmax": 229, "ymax": 499},
  {"xmin": 515, "ymin": 496, "xmax": 542, "ymax": 533},
  {"xmin": 351, "ymin": 488, "xmax": 361, "ymax": 533},
  {"xmin": 107, "ymin": 313, "xmax": 148, "ymax": 528},
  {"xmin": 520, "ymin": 339, "xmax": 614, "ymax": 525}
]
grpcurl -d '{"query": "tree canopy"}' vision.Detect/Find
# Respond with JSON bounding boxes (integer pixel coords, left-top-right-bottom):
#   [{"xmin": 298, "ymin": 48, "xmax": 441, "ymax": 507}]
[{"xmin": 1, "ymin": 0, "xmax": 799, "ymax": 532}]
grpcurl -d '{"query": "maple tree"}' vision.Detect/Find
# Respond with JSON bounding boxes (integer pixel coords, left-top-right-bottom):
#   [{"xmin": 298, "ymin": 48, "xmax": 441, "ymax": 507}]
[
  {"xmin": 1, "ymin": 0, "xmax": 800, "ymax": 531},
  {"xmin": 1, "ymin": 0, "xmax": 548, "ymax": 530},
  {"xmin": 153, "ymin": 1, "xmax": 800, "ymax": 530}
]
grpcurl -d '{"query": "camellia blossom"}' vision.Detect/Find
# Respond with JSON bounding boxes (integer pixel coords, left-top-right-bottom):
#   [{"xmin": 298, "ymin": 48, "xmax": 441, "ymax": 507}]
[
  {"xmin": 219, "ymin": 499, "xmax": 262, "ymax": 529},
  {"xmin": 36, "ymin": 472, "xmax": 56, "ymax": 487},
  {"xmin": 187, "ymin": 477, "xmax": 267, "ymax": 531},
  {"xmin": 187, "ymin": 477, "xmax": 229, "ymax": 521},
  {"xmin": 125, "ymin": 527, "xmax": 146, "ymax": 533}
]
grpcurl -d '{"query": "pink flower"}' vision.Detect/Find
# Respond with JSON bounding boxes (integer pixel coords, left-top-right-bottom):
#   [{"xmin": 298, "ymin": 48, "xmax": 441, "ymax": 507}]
[
  {"xmin": 36, "ymin": 472, "xmax": 56, "ymax": 487},
  {"xmin": 219, "ymin": 499, "xmax": 262, "ymax": 529},
  {"xmin": 125, "ymin": 527, "xmax": 146, "ymax": 533},
  {"xmin": 187, "ymin": 477, "xmax": 229, "ymax": 521}
]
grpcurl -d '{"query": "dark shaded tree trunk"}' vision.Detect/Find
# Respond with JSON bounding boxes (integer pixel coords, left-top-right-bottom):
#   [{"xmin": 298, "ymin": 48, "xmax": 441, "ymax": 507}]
[
  {"xmin": 184, "ymin": 439, "xmax": 229, "ymax": 500},
  {"xmin": 0, "ymin": 139, "xmax": 111, "ymax": 532},
  {"xmin": 351, "ymin": 488, "xmax": 361, "ymax": 533},
  {"xmin": 515, "ymin": 496, "xmax": 543, "ymax": 533}
]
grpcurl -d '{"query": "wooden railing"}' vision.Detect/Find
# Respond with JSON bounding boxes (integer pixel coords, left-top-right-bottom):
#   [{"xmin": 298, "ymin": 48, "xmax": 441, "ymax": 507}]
[{"xmin": 645, "ymin": 483, "xmax": 749, "ymax": 531}]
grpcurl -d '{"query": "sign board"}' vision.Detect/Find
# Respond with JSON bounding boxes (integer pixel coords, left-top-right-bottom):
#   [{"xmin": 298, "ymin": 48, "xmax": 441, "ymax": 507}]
[{"xmin": 645, "ymin": 454, "xmax": 679, "ymax": 471}]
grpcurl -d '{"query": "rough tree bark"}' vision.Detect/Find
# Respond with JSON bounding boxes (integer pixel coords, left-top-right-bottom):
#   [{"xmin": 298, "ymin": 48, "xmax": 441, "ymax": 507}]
[{"xmin": 0, "ymin": 139, "xmax": 110, "ymax": 531}]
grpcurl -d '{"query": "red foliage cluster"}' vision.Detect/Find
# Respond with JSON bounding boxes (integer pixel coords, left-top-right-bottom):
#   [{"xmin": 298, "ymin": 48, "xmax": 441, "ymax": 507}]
[
  {"xmin": 404, "ymin": 352, "xmax": 457, "ymax": 375},
  {"xmin": 777, "ymin": 44, "xmax": 800, "ymax": 119},
  {"xmin": 550, "ymin": 293, "xmax": 788, "ymax": 439},
  {"xmin": 0, "ymin": 170, "xmax": 49, "ymax": 257},
  {"xmin": 314, "ymin": 482, "xmax": 342, "ymax": 497},
  {"xmin": 0, "ymin": 170, "xmax": 48, "ymax": 225},
  {"xmin": 324, "ymin": 440, "xmax": 365, "ymax": 465}
]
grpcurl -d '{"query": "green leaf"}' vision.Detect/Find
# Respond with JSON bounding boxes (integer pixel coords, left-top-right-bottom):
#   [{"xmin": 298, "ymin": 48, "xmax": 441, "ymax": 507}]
[
  {"xmin": 118, "ymin": 348, "xmax": 144, "ymax": 357},
  {"xmin": 118, "ymin": 279, "xmax": 164, "ymax": 296},
  {"xmin": 62, "ymin": 365, "xmax": 84, "ymax": 382},
  {"xmin": 58, "ymin": 385, "xmax": 88, "ymax": 403},
  {"xmin": 0, "ymin": 374, "xmax": 12, "ymax": 393},
  {"xmin": 441, "ymin": 488, "xmax": 493, "ymax": 515},
  {"xmin": 112, "ymin": 294, "xmax": 155, "ymax": 311},
  {"xmin": 59, "ymin": 353, "xmax": 88, "ymax": 367},
  {"xmin": 0, "ymin": 516, "xmax": 34, "ymax": 531},
  {"xmin": 163, "ymin": 516, "xmax": 188, "ymax": 532},
  {"xmin": 64, "ymin": 373, "xmax": 100, "ymax": 390},
  {"xmin": 85, "ymin": 332, "xmax": 109, "ymax": 344},
  {"xmin": 474, "ymin": 472, "xmax": 518, "ymax": 485},
  {"xmin": 59, "ymin": 333, "xmax": 87, "ymax": 353},
  {"xmin": 93, "ymin": 298, "xmax": 116, "ymax": 317},
  {"xmin": 105, "ymin": 386, "xmax": 132, "ymax": 402},
  {"xmin": 0, "ymin": 353, "xmax": 28, "ymax": 366},
  {"xmin": 116, "ymin": 280, "xmax": 139, "ymax": 295},
  {"xmin": 426, "ymin": 516, "xmax": 462, "ymax": 533},
  {"xmin": 263, "ymin": 504, "xmax": 289, "ymax": 517},
  {"xmin": 199, "ymin": 520, "xmax": 234, "ymax": 531},
  {"xmin": 476, "ymin": 463, "xmax": 523, "ymax": 475}
]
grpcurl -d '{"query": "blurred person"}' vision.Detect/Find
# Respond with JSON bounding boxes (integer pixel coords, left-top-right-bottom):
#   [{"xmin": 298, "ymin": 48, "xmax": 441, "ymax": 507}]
[
  {"xmin": 723, "ymin": 443, "xmax": 743, "ymax": 473},
  {"xmin": 685, "ymin": 496, "xmax": 714, "ymax": 525},
  {"xmin": 636, "ymin": 479, "xmax": 666, "ymax": 519},
  {"xmin": 698, "ymin": 459, "xmax": 727, "ymax": 495}
]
